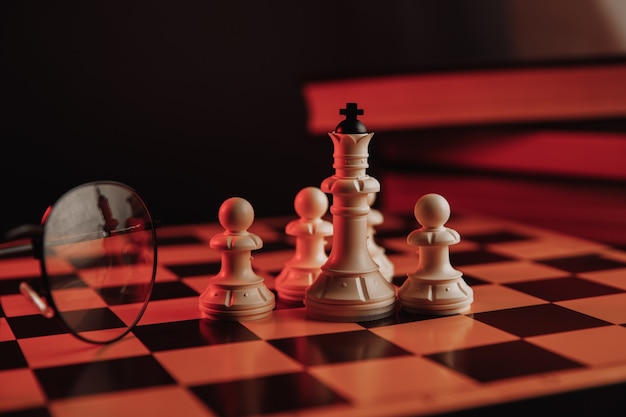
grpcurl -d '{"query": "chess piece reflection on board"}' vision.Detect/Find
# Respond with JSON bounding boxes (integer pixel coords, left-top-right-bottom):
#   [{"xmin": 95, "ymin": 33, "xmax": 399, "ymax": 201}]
[
  {"xmin": 199, "ymin": 197, "xmax": 275, "ymax": 321},
  {"xmin": 275, "ymin": 186, "xmax": 333, "ymax": 305},
  {"xmin": 398, "ymin": 193, "xmax": 473, "ymax": 315}
]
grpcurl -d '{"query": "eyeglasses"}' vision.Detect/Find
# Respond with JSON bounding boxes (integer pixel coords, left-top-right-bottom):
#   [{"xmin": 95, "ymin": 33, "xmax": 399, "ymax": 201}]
[{"xmin": 0, "ymin": 181, "xmax": 157, "ymax": 344}]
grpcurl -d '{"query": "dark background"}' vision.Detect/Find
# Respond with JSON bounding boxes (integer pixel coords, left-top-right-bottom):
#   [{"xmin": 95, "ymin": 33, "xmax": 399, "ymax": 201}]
[{"xmin": 1, "ymin": 0, "xmax": 624, "ymax": 233}]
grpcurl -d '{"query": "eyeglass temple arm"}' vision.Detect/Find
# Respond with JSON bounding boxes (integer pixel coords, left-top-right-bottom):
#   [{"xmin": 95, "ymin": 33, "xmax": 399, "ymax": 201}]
[
  {"xmin": 20, "ymin": 281, "xmax": 55, "ymax": 318},
  {"xmin": 0, "ymin": 224, "xmax": 44, "ymax": 259},
  {"xmin": 4, "ymin": 224, "xmax": 44, "ymax": 241},
  {"xmin": 0, "ymin": 224, "xmax": 53, "ymax": 317},
  {"xmin": 0, "ymin": 216, "xmax": 162, "ymax": 252}
]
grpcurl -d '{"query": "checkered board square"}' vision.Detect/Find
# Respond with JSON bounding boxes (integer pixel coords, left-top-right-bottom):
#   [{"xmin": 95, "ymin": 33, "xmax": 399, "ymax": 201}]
[{"xmin": 2, "ymin": 213, "xmax": 626, "ymax": 417}]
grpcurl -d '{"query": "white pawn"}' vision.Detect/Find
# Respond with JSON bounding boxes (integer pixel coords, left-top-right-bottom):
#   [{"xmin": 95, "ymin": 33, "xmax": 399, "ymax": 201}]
[
  {"xmin": 367, "ymin": 193, "xmax": 394, "ymax": 282},
  {"xmin": 398, "ymin": 193, "xmax": 473, "ymax": 315},
  {"xmin": 199, "ymin": 197, "xmax": 275, "ymax": 321},
  {"xmin": 275, "ymin": 187, "xmax": 333, "ymax": 305}
]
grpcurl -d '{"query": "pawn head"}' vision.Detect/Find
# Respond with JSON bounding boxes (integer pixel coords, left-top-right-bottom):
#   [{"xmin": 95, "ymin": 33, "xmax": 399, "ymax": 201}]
[
  {"xmin": 414, "ymin": 193, "xmax": 450, "ymax": 229},
  {"xmin": 218, "ymin": 197, "xmax": 254, "ymax": 233},
  {"xmin": 294, "ymin": 187, "xmax": 328, "ymax": 220}
]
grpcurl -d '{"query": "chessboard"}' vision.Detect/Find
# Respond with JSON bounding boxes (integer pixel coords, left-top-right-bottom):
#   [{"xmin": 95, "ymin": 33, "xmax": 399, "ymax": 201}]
[{"xmin": 2, "ymin": 211, "xmax": 626, "ymax": 417}]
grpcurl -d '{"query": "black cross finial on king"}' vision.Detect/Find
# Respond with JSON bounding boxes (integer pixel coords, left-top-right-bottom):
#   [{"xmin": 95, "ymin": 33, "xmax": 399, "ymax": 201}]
[{"xmin": 335, "ymin": 102, "xmax": 367, "ymax": 134}]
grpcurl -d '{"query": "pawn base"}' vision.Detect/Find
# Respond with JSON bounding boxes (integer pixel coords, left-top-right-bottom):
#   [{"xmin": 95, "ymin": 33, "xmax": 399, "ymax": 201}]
[
  {"xmin": 398, "ymin": 276, "xmax": 473, "ymax": 315},
  {"xmin": 275, "ymin": 266, "xmax": 321, "ymax": 306},
  {"xmin": 199, "ymin": 283, "xmax": 275, "ymax": 321}
]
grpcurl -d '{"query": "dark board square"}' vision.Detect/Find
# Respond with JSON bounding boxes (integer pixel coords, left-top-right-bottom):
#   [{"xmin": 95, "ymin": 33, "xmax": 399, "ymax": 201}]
[
  {"xmin": 268, "ymin": 330, "xmax": 412, "ymax": 366},
  {"xmin": 7, "ymin": 315, "xmax": 70, "ymax": 339},
  {"xmin": 164, "ymin": 261, "xmax": 221, "ymax": 278},
  {"xmin": 538, "ymin": 254, "xmax": 626, "ymax": 273},
  {"xmin": 133, "ymin": 319, "xmax": 259, "ymax": 351},
  {"xmin": 472, "ymin": 303, "xmax": 611, "ymax": 337},
  {"xmin": 426, "ymin": 340, "xmax": 583, "ymax": 382},
  {"xmin": 148, "ymin": 280, "xmax": 199, "ymax": 301},
  {"xmin": 0, "ymin": 340, "xmax": 28, "ymax": 370},
  {"xmin": 0, "ymin": 408, "xmax": 52, "ymax": 417},
  {"xmin": 60, "ymin": 307, "xmax": 127, "ymax": 333},
  {"xmin": 506, "ymin": 277, "xmax": 623, "ymax": 302},
  {"xmin": 0, "ymin": 277, "xmax": 33, "ymax": 296},
  {"xmin": 96, "ymin": 284, "xmax": 152, "ymax": 305},
  {"xmin": 259, "ymin": 240, "xmax": 295, "ymax": 252},
  {"xmin": 190, "ymin": 371, "xmax": 347, "ymax": 417},
  {"xmin": 34, "ymin": 355, "xmax": 175, "ymax": 399},
  {"xmin": 451, "ymin": 250, "xmax": 515, "ymax": 267},
  {"xmin": 462, "ymin": 273, "xmax": 490, "ymax": 287},
  {"xmin": 376, "ymin": 228, "xmax": 414, "ymax": 240},
  {"xmin": 463, "ymin": 231, "xmax": 534, "ymax": 244}
]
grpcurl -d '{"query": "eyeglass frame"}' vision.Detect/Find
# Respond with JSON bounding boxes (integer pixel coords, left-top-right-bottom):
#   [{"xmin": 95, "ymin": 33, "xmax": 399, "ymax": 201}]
[{"xmin": 0, "ymin": 181, "xmax": 159, "ymax": 344}]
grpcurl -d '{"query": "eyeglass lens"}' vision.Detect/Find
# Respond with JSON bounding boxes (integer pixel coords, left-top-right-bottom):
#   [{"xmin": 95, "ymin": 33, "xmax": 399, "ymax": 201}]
[{"xmin": 41, "ymin": 182, "xmax": 156, "ymax": 343}]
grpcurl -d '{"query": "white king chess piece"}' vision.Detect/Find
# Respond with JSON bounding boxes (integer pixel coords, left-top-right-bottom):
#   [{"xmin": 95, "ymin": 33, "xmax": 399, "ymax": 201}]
[{"xmin": 305, "ymin": 103, "xmax": 396, "ymax": 322}]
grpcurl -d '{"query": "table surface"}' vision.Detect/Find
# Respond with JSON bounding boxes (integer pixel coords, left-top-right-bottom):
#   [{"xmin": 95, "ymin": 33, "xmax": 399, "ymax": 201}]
[{"xmin": 2, "ymin": 212, "xmax": 626, "ymax": 417}]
